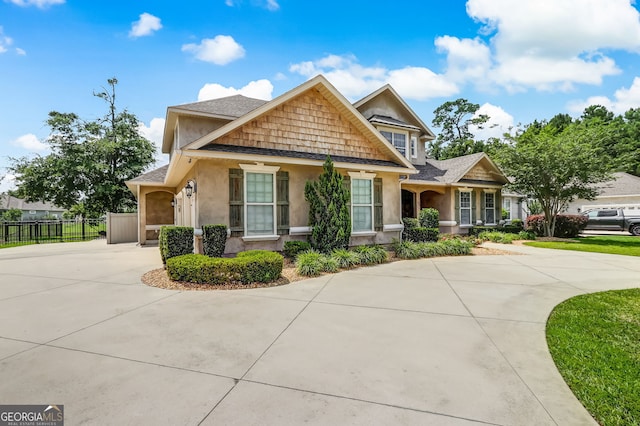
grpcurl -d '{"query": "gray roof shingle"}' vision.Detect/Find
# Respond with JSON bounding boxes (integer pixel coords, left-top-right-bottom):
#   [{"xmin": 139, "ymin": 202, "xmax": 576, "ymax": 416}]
[
  {"xmin": 597, "ymin": 172, "xmax": 640, "ymax": 196},
  {"xmin": 411, "ymin": 152, "xmax": 487, "ymax": 183},
  {"xmin": 129, "ymin": 164, "xmax": 169, "ymax": 184},
  {"xmin": 0, "ymin": 194, "xmax": 64, "ymax": 211},
  {"xmin": 171, "ymin": 95, "xmax": 268, "ymax": 118}
]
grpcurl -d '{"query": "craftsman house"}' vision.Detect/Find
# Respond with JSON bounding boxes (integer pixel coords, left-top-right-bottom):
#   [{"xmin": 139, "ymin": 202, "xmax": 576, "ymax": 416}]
[{"xmin": 127, "ymin": 75, "xmax": 508, "ymax": 253}]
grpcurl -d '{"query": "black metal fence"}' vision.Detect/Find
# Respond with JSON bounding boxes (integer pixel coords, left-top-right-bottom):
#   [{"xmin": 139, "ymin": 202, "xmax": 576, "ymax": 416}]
[{"xmin": 0, "ymin": 219, "xmax": 107, "ymax": 247}]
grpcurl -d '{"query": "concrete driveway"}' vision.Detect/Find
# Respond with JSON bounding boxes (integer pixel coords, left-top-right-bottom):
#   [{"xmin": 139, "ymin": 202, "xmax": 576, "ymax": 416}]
[{"xmin": 0, "ymin": 241, "xmax": 638, "ymax": 425}]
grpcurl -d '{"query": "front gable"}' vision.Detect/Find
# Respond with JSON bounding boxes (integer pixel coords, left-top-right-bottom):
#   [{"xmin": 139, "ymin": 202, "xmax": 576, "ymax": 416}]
[
  {"xmin": 462, "ymin": 163, "xmax": 498, "ymax": 183},
  {"xmin": 211, "ymin": 89, "xmax": 395, "ymax": 163}
]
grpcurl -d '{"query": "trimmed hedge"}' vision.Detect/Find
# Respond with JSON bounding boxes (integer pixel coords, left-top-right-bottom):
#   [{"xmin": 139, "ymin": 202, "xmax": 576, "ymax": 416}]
[
  {"xmin": 403, "ymin": 215, "xmax": 438, "ymax": 243},
  {"xmin": 392, "ymin": 238, "xmax": 473, "ymax": 259},
  {"xmin": 283, "ymin": 240, "xmax": 312, "ymax": 259},
  {"xmin": 419, "ymin": 208, "xmax": 440, "ymax": 228},
  {"xmin": 159, "ymin": 226, "xmax": 194, "ymax": 264},
  {"xmin": 469, "ymin": 224, "xmax": 523, "ymax": 236},
  {"xmin": 166, "ymin": 250, "xmax": 283, "ymax": 284},
  {"xmin": 202, "ymin": 224, "xmax": 227, "ymax": 258},
  {"xmin": 526, "ymin": 214, "xmax": 588, "ymax": 238}
]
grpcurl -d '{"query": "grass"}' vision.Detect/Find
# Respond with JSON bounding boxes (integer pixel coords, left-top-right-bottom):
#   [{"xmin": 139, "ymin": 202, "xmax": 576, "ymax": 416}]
[
  {"xmin": 524, "ymin": 235, "xmax": 640, "ymax": 257},
  {"xmin": 546, "ymin": 289, "xmax": 640, "ymax": 426}
]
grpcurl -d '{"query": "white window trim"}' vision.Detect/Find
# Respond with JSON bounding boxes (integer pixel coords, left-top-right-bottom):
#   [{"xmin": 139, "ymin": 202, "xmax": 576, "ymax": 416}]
[
  {"xmin": 484, "ymin": 192, "xmax": 496, "ymax": 225},
  {"xmin": 410, "ymin": 136, "xmax": 417, "ymax": 158},
  {"xmin": 503, "ymin": 198, "xmax": 512, "ymax": 221},
  {"xmin": 459, "ymin": 190, "xmax": 473, "ymax": 227},
  {"xmin": 379, "ymin": 126, "xmax": 409, "ymax": 160},
  {"xmin": 349, "ymin": 171, "xmax": 376, "ymax": 233},
  {"xmin": 240, "ymin": 163, "xmax": 280, "ymax": 238}
]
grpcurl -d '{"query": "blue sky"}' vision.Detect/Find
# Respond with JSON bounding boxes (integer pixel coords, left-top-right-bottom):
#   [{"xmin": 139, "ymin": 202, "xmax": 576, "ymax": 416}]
[{"xmin": 3, "ymin": 0, "xmax": 640, "ymax": 192}]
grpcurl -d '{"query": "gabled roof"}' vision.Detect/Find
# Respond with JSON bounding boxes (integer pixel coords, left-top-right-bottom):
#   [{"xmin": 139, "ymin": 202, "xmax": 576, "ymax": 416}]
[
  {"xmin": 353, "ymin": 84, "xmax": 436, "ymax": 140},
  {"xmin": 596, "ymin": 172, "xmax": 640, "ymax": 197},
  {"xmin": 162, "ymin": 95, "xmax": 268, "ymax": 153},
  {"xmin": 127, "ymin": 164, "xmax": 169, "ymax": 184},
  {"xmin": 368, "ymin": 115, "xmax": 421, "ymax": 131},
  {"xmin": 410, "ymin": 152, "xmax": 508, "ymax": 185},
  {"xmin": 0, "ymin": 194, "xmax": 64, "ymax": 212},
  {"xmin": 181, "ymin": 75, "xmax": 416, "ymax": 171}
]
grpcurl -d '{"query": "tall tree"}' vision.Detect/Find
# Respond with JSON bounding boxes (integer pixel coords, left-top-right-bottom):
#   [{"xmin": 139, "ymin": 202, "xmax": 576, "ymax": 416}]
[
  {"xmin": 428, "ymin": 98, "xmax": 489, "ymax": 160},
  {"xmin": 9, "ymin": 78, "xmax": 155, "ymax": 216},
  {"xmin": 496, "ymin": 124, "xmax": 612, "ymax": 236}
]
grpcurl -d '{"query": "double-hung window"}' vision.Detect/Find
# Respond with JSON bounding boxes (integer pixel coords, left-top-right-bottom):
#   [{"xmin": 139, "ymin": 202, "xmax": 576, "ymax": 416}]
[
  {"xmin": 460, "ymin": 191, "xmax": 472, "ymax": 226},
  {"xmin": 351, "ymin": 176, "xmax": 374, "ymax": 232},
  {"xmin": 380, "ymin": 130, "xmax": 407, "ymax": 158},
  {"xmin": 241, "ymin": 164, "xmax": 280, "ymax": 237},
  {"xmin": 502, "ymin": 198, "xmax": 511, "ymax": 220},
  {"xmin": 484, "ymin": 192, "xmax": 496, "ymax": 224}
]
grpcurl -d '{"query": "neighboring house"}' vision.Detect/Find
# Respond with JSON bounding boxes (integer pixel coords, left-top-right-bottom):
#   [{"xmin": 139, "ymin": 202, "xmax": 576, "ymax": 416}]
[
  {"xmin": 127, "ymin": 75, "xmax": 508, "ymax": 253},
  {"xmin": 565, "ymin": 172, "xmax": 640, "ymax": 214},
  {"xmin": 501, "ymin": 191, "xmax": 528, "ymax": 222},
  {"xmin": 0, "ymin": 194, "xmax": 65, "ymax": 220}
]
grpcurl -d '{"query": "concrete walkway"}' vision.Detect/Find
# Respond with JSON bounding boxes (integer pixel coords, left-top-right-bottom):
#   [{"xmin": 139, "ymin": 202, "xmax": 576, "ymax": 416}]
[{"xmin": 0, "ymin": 241, "xmax": 638, "ymax": 425}]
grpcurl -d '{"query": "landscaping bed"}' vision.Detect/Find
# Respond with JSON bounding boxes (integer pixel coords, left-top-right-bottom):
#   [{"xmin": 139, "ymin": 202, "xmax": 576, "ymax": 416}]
[{"xmin": 141, "ymin": 244, "xmax": 516, "ymax": 291}]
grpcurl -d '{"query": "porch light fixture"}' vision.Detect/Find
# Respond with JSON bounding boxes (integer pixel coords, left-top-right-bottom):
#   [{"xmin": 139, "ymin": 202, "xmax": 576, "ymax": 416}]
[
  {"xmin": 171, "ymin": 199, "xmax": 175, "ymax": 207},
  {"xmin": 185, "ymin": 180, "xmax": 197, "ymax": 198}
]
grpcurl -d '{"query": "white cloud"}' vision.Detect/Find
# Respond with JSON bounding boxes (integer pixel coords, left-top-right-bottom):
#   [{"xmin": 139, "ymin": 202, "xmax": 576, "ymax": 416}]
[
  {"xmin": 138, "ymin": 118, "xmax": 168, "ymax": 166},
  {"xmin": 0, "ymin": 27, "xmax": 13, "ymax": 54},
  {"xmin": 197, "ymin": 79, "xmax": 273, "ymax": 101},
  {"xmin": 460, "ymin": 0, "xmax": 640, "ymax": 92},
  {"xmin": 289, "ymin": 54, "xmax": 458, "ymax": 101},
  {"xmin": 435, "ymin": 36, "xmax": 491, "ymax": 85},
  {"xmin": 469, "ymin": 103, "xmax": 515, "ymax": 140},
  {"xmin": 15, "ymin": 47, "xmax": 26, "ymax": 55},
  {"xmin": 567, "ymin": 77, "xmax": 640, "ymax": 115},
  {"xmin": 11, "ymin": 133, "xmax": 47, "ymax": 151},
  {"xmin": 0, "ymin": 173, "xmax": 16, "ymax": 193},
  {"xmin": 129, "ymin": 13, "xmax": 162, "ymax": 38},
  {"xmin": 224, "ymin": 0, "xmax": 279, "ymax": 10},
  {"xmin": 6, "ymin": 0, "xmax": 64, "ymax": 7},
  {"xmin": 182, "ymin": 35, "xmax": 245, "ymax": 65}
]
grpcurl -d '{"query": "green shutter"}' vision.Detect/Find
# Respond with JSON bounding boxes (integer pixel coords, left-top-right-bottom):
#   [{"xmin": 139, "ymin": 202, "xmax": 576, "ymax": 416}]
[
  {"xmin": 343, "ymin": 175, "xmax": 351, "ymax": 211},
  {"xmin": 455, "ymin": 189, "xmax": 460, "ymax": 223},
  {"xmin": 276, "ymin": 171, "xmax": 290, "ymax": 235},
  {"xmin": 495, "ymin": 191, "xmax": 502, "ymax": 223},
  {"xmin": 229, "ymin": 169, "xmax": 244, "ymax": 237},
  {"xmin": 481, "ymin": 191, "xmax": 486, "ymax": 225},
  {"xmin": 471, "ymin": 190, "xmax": 477, "ymax": 225},
  {"xmin": 373, "ymin": 177, "xmax": 383, "ymax": 231}
]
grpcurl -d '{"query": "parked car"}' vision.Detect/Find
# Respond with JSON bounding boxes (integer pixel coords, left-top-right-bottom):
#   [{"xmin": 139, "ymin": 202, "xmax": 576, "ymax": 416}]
[{"xmin": 582, "ymin": 209, "xmax": 640, "ymax": 235}]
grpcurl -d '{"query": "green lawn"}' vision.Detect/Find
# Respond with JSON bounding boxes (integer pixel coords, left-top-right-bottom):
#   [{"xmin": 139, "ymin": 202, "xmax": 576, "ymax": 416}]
[
  {"xmin": 524, "ymin": 235, "xmax": 640, "ymax": 256},
  {"xmin": 547, "ymin": 289, "xmax": 640, "ymax": 426}
]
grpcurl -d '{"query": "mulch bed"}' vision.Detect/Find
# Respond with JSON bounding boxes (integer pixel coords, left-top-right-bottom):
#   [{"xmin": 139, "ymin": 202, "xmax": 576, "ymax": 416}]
[{"xmin": 140, "ymin": 245, "xmax": 519, "ymax": 291}]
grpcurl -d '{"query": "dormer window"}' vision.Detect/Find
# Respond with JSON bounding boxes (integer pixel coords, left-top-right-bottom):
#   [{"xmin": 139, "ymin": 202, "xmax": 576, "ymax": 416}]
[{"xmin": 380, "ymin": 130, "xmax": 407, "ymax": 158}]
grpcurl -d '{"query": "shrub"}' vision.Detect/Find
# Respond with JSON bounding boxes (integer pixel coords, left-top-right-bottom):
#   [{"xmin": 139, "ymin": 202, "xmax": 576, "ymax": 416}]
[
  {"xmin": 166, "ymin": 250, "xmax": 283, "ymax": 284},
  {"xmin": 517, "ymin": 230, "xmax": 536, "ymax": 240},
  {"xmin": 352, "ymin": 244, "xmax": 388, "ymax": 265},
  {"xmin": 510, "ymin": 218, "xmax": 524, "ymax": 229},
  {"xmin": 405, "ymin": 227, "xmax": 439, "ymax": 243},
  {"xmin": 295, "ymin": 250, "xmax": 325, "ymax": 276},
  {"xmin": 404, "ymin": 214, "xmax": 438, "ymax": 242},
  {"xmin": 283, "ymin": 240, "xmax": 312, "ymax": 259},
  {"xmin": 478, "ymin": 231, "xmax": 517, "ymax": 244},
  {"xmin": 392, "ymin": 239, "xmax": 473, "ymax": 259},
  {"xmin": 526, "ymin": 214, "xmax": 588, "ymax": 237},
  {"xmin": 304, "ymin": 156, "xmax": 351, "ymax": 253},
  {"xmin": 321, "ymin": 255, "xmax": 340, "ymax": 273},
  {"xmin": 202, "ymin": 224, "xmax": 227, "ymax": 258},
  {"xmin": 419, "ymin": 208, "xmax": 439, "ymax": 228},
  {"xmin": 331, "ymin": 248, "xmax": 361, "ymax": 268},
  {"xmin": 159, "ymin": 226, "xmax": 194, "ymax": 264}
]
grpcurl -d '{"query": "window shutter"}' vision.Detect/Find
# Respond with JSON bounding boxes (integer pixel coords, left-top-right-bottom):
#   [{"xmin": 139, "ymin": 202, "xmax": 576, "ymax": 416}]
[
  {"xmin": 343, "ymin": 175, "xmax": 351, "ymax": 211},
  {"xmin": 495, "ymin": 191, "xmax": 502, "ymax": 222},
  {"xmin": 276, "ymin": 171, "xmax": 290, "ymax": 235},
  {"xmin": 471, "ymin": 190, "xmax": 477, "ymax": 224},
  {"xmin": 455, "ymin": 189, "xmax": 460, "ymax": 223},
  {"xmin": 229, "ymin": 169, "xmax": 244, "ymax": 237},
  {"xmin": 373, "ymin": 177, "xmax": 383, "ymax": 231},
  {"xmin": 480, "ymin": 191, "xmax": 486, "ymax": 224}
]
